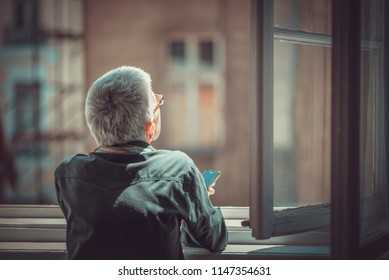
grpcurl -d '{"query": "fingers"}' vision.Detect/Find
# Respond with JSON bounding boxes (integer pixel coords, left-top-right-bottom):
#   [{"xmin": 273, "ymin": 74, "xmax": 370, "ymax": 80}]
[{"xmin": 207, "ymin": 187, "xmax": 215, "ymax": 196}]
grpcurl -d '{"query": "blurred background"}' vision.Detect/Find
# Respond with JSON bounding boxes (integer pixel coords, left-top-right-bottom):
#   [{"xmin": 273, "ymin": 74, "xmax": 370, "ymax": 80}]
[
  {"xmin": 0, "ymin": 0, "xmax": 251, "ymax": 205},
  {"xmin": 0, "ymin": 0, "xmax": 340, "ymax": 207}
]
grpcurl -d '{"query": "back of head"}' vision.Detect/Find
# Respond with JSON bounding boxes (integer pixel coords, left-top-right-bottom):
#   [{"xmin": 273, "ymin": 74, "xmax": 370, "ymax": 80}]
[{"xmin": 85, "ymin": 66, "xmax": 153, "ymax": 146}]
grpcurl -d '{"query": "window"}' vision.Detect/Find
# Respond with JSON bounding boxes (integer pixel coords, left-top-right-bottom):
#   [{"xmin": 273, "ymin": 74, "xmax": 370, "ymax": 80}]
[
  {"xmin": 251, "ymin": 0, "xmax": 389, "ymax": 258},
  {"xmin": 7, "ymin": 0, "xmax": 41, "ymax": 44},
  {"xmin": 199, "ymin": 41, "xmax": 214, "ymax": 66},
  {"xmin": 273, "ymin": 1, "xmax": 332, "ymax": 206},
  {"xmin": 170, "ymin": 41, "xmax": 185, "ymax": 63},
  {"xmin": 11, "ymin": 83, "xmax": 48, "ymax": 203},
  {"xmin": 14, "ymin": 0, "xmax": 39, "ymax": 30},
  {"xmin": 250, "ymin": 0, "xmax": 332, "ymax": 239},
  {"xmin": 160, "ymin": 34, "xmax": 225, "ymax": 152},
  {"xmin": 14, "ymin": 83, "xmax": 40, "ymax": 137},
  {"xmin": 358, "ymin": 0, "xmax": 388, "ymax": 249}
]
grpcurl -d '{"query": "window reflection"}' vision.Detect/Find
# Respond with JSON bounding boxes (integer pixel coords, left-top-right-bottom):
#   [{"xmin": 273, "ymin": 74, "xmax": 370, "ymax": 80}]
[
  {"xmin": 273, "ymin": 0, "xmax": 331, "ymax": 207},
  {"xmin": 359, "ymin": 0, "xmax": 388, "ymax": 245},
  {"xmin": 274, "ymin": 0, "xmax": 332, "ymax": 35},
  {"xmin": 274, "ymin": 40, "xmax": 331, "ymax": 206}
]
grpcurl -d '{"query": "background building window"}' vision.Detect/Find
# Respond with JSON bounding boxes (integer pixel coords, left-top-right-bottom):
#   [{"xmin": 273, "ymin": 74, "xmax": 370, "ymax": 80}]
[
  {"xmin": 199, "ymin": 41, "xmax": 214, "ymax": 66},
  {"xmin": 14, "ymin": 83, "xmax": 40, "ymax": 136},
  {"xmin": 14, "ymin": 0, "xmax": 39, "ymax": 30},
  {"xmin": 169, "ymin": 41, "xmax": 185, "ymax": 63},
  {"xmin": 161, "ymin": 34, "xmax": 225, "ymax": 152}
]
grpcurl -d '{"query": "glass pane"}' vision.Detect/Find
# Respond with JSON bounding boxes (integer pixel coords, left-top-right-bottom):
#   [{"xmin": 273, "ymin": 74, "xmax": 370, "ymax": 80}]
[
  {"xmin": 15, "ymin": 85, "xmax": 39, "ymax": 134},
  {"xmin": 198, "ymin": 84, "xmax": 216, "ymax": 146},
  {"xmin": 162, "ymin": 82, "xmax": 189, "ymax": 148},
  {"xmin": 169, "ymin": 41, "xmax": 185, "ymax": 62},
  {"xmin": 361, "ymin": 0, "xmax": 384, "ymax": 41},
  {"xmin": 163, "ymin": 36, "xmax": 224, "ymax": 152},
  {"xmin": 274, "ymin": 0, "xmax": 332, "ymax": 35},
  {"xmin": 199, "ymin": 41, "xmax": 214, "ymax": 66},
  {"xmin": 359, "ymin": 0, "xmax": 388, "ymax": 245},
  {"xmin": 273, "ymin": 40, "xmax": 331, "ymax": 207}
]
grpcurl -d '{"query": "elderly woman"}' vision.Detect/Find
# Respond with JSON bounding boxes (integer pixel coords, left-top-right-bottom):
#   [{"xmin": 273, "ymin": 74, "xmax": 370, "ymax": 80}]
[{"xmin": 54, "ymin": 66, "xmax": 227, "ymax": 259}]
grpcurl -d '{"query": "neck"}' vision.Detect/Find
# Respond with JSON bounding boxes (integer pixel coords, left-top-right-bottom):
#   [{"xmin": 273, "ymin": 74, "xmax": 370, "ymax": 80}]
[{"xmin": 101, "ymin": 140, "xmax": 150, "ymax": 148}]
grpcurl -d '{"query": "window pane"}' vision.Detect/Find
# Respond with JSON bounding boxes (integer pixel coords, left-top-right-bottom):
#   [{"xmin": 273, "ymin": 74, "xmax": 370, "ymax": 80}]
[
  {"xmin": 273, "ymin": 40, "xmax": 331, "ymax": 207},
  {"xmin": 169, "ymin": 41, "xmax": 185, "ymax": 62},
  {"xmin": 198, "ymin": 84, "xmax": 217, "ymax": 146},
  {"xmin": 359, "ymin": 0, "xmax": 388, "ymax": 245},
  {"xmin": 162, "ymin": 36, "xmax": 224, "ymax": 151},
  {"xmin": 14, "ymin": 0, "xmax": 38, "ymax": 29},
  {"xmin": 163, "ymin": 82, "xmax": 189, "ymax": 148},
  {"xmin": 15, "ymin": 84, "xmax": 39, "ymax": 134},
  {"xmin": 199, "ymin": 41, "xmax": 214, "ymax": 66},
  {"xmin": 361, "ymin": 0, "xmax": 384, "ymax": 41},
  {"xmin": 274, "ymin": 0, "xmax": 332, "ymax": 35}
]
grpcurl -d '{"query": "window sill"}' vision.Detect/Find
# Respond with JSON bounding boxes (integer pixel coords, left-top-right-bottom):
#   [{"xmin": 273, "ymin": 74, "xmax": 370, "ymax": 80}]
[{"xmin": 0, "ymin": 205, "xmax": 330, "ymax": 259}]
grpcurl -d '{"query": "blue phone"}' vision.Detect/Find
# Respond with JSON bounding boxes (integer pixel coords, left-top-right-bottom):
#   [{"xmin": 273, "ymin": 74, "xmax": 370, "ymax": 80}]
[{"xmin": 202, "ymin": 169, "xmax": 221, "ymax": 188}]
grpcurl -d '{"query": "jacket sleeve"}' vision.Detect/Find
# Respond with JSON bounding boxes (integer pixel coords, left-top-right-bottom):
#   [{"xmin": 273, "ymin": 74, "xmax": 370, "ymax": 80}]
[{"xmin": 180, "ymin": 165, "xmax": 228, "ymax": 253}]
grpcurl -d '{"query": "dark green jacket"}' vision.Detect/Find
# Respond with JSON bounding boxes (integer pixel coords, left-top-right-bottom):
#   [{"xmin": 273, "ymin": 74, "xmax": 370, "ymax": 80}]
[{"xmin": 54, "ymin": 141, "xmax": 227, "ymax": 259}]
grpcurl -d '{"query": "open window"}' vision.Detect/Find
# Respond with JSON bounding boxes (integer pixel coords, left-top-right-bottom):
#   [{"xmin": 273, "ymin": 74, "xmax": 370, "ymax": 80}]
[
  {"xmin": 250, "ymin": 0, "xmax": 331, "ymax": 239},
  {"xmin": 250, "ymin": 0, "xmax": 389, "ymax": 258}
]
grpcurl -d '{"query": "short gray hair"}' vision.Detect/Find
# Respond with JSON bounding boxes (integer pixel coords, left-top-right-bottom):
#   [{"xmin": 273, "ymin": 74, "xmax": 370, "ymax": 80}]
[{"xmin": 85, "ymin": 66, "xmax": 154, "ymax": 146}]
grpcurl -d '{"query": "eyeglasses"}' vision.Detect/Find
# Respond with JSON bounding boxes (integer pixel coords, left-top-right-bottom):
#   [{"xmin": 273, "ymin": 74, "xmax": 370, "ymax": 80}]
[{"xmin": 153, "ymin": 93, "xmax": 164, "ymax": 113}]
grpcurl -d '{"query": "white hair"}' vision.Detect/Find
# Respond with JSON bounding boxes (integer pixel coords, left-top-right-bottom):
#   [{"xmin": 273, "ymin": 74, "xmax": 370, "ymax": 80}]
[{"xmin": 85, "ymin": 66, "xmax": 154, "ymax": 146}]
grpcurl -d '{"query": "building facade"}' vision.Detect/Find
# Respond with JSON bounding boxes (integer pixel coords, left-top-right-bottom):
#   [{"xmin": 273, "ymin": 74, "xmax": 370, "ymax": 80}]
[{"xmin": 0, "ymin": 0, "xmax": 86, "ymax": 203}]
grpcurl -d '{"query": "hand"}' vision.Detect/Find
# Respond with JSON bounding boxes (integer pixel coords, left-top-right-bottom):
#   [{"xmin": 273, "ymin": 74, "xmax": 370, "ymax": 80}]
[{"xmin": 207, "ymin": 185, "xmax": 215, "ymax": 196}]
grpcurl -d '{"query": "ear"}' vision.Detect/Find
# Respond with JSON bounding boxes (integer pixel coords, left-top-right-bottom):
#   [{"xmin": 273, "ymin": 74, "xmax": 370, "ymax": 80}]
[{"xmin": 145, "ymin": 119, "xmax": 155, "ymax": 142}]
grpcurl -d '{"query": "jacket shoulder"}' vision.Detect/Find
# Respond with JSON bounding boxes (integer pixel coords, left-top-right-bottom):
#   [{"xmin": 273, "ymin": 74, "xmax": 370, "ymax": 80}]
[
  {"xmin": 147, "ymin": 149, "xmax": 199, "ymax": 178},
  {"xmin": 155, "ymin": 149, "xmax": 195, "ymax": 167},
  {"xmin": 54, "ymin": 153, "xmax": 88, "ymax": 178}
]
